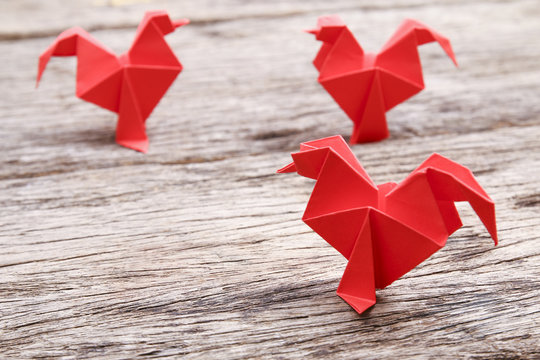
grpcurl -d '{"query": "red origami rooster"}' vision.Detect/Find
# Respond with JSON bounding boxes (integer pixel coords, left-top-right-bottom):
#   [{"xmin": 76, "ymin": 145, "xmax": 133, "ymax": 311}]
[
  {"xmin": 37, "ymin": 11, "xmax": 189, "ymax": 153},
  {"xmin": 306, "ymin": 16, "xmax": 458, "ymax": 144},
  {"xmin": 278, "ymin": 135, "xmax": 497, "ymax": 314}
]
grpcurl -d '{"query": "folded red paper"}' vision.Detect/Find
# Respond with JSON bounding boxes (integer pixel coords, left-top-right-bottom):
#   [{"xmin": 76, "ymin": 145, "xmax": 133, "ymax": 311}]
[
  {"xmin": 278, "ymin": 135, "xmax": 497, "ymax": 314},
  {"xmin": 306, "ymin": 16, "xmax": 458, "ymax": 144},
  {"xmin": 36, "ymin": 11, "xmax": 189, "ymax": 153}
]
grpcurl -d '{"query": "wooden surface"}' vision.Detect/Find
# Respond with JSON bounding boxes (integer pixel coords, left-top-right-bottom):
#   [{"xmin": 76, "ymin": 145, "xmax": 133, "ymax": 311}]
[{"xmin": 1, "ymin": 0, "xmax": 539, "ymax": 358}]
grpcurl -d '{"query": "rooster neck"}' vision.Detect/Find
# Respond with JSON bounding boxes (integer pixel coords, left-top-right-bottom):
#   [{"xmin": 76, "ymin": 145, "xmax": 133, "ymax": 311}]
[
  {"xmin": 362, "ymin": 52, "xmax": 377, "ymax": 68},
  {"xmin": 118, "ymin": 53, "xmax": 130, "ymax": 66},
  {"xmin": 377, "ymin": 182, "xmax": 397, "ymax": 211}
]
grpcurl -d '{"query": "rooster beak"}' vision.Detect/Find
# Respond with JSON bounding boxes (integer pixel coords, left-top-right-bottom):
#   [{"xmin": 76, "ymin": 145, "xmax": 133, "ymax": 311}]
[
  {"xmin": 277, "ymin": 162, "xmax": 297, "ymax": 173},
  {"xmin": 173, "ymin": 18, "xmax": 190, "ymax": 28},
  {"xmin": 303, "ymin": 28, "xmax": 319, "ymax": 35}
]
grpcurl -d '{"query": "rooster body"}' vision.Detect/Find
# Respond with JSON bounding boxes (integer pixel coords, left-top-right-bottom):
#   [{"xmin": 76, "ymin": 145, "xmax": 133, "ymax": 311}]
[
  {"xmin": 37, "ymin": 11, "xmax": 189, "ymax": 152},
  {"xmin": 278, "ymin": 136, "xmax": 497, "ymax": 314},
  {"xmin": 307, "ymin": 16, "xmax": 458, "ymax": 143}
]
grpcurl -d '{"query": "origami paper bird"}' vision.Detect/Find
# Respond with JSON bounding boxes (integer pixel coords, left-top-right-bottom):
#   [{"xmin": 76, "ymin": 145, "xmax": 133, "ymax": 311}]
[
  {"xmin": 278, "ymin": 135, "xmax": 497, "ymax": 314},
  {"xmin": 36, "ymin": 11, "xmax": 189, "ymax": 153},
  {"xmin": 306, "ymin": 16, "xmax": 458, "ymax": 144}
]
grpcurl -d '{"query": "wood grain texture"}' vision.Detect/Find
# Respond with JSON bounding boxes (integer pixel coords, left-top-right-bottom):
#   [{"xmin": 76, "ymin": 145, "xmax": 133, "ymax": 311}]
[{"xmin": 1, "ymin": 0, "xmax": 539, "ymax": 358}]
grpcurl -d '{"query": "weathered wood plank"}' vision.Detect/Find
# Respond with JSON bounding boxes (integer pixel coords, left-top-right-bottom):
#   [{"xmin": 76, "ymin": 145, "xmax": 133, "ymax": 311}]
[{"xmin": 0, "ymin": 0, "xmax": 539, "ymax": 358}]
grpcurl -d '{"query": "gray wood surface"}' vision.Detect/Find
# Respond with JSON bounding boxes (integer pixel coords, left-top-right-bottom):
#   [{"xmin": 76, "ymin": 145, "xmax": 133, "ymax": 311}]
[{"xmin": 1, "ymin": 0, "xmax": 539, "ymax": 358}]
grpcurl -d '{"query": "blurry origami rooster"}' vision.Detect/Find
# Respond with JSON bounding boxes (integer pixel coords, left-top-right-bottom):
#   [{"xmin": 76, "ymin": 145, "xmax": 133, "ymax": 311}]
[
  {"xmin": 37, "ymin": 11, "xmax": 189, "ymax": 152},
  {"xmin": 306, "ymin": 16, "xmax": 458, "ymax": 144},
  {"xmin": 278, "ymin": 136, "xmax": 497, "ymax": 314}
]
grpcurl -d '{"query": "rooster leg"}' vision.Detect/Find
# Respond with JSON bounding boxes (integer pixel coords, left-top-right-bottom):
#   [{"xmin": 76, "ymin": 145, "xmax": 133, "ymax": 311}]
[
  {"xmin": 336, "ymin": 210, "xmax": 376, "ymax": 314},
  {"xmin": 350, "ymin": 72, "xmax": 389, "ymax": 144},
  {"xmin": 115, "ymin": 74, "xmax": 149, "ymax": 153}
]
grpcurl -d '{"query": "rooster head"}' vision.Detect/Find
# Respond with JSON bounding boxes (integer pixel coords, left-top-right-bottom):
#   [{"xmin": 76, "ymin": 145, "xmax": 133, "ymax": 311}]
[
  {"xmin": 143, "ymin": 11, "xmax": 189, "ymax": 35},
  {"xmin": 304, "ymin": 15, "xmax": 346, "ymax": 43},
  {"xmin": 277, "ymin": 135, "xmax": 367, "ymax": 181}
]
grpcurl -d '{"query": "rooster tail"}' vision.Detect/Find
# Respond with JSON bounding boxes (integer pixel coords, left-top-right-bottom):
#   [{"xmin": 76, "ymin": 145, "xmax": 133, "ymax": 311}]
[
  {"xmin": 425, "ymin": 167, "xmax": 497, "ymax": 245},
  {"xmin": 37, "ymin": 27, "xmax": 83, "ymax": 86},
  {"xmin": 380, "ymin": 19, "xmax": 458, "ymax": 67},
  {"xmin": 416, "ymin": 154, "xmax": 498, "ymax": 245},
  {"xmin": 36, "ymin": 27, "xmax": 119, "ymax": 94}
]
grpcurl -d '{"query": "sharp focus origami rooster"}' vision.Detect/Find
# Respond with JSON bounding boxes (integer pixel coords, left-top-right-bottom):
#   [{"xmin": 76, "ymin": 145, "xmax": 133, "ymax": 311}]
[
  {"xmin": 36, "ymin": 11, "xmax": 189, "ymax": 153},
  {"xmin": 278, "ymin": 135, "xmax": 497, "ymax": 314},
  {"xmin": 306, "ymin": 16, "xmax": 458, "ymax": 144}
]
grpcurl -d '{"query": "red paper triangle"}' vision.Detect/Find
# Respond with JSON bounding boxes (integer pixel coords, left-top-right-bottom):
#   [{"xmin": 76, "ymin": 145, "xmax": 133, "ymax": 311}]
[
  {"xmin": 125, "ymin": 66, "xmax": 180, "ymax": 120},
  {"xmin": 75, "ymin": 37, "xmax": 121, "ymax": 97},
  {"xmin": 305, "ymin": 208, "xmax": 370, "ymax": 260},
  {"xmin": 79, "ymin": 69, "xmax": 123, "ymax": 112},
  {"xmin": 320, "ymin": 70, "xmax": 374, "ymax": 124},
  {"xmin": 350, "ymin": 72, "xmax": 389, "ymax": 143},
  {"xmin": 369, "ymin": 210, "xmax": 441, "ymax": 288},
  {"xmin": 377, "ymin": 69, "xmax": 422, "ymax": 111}
]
